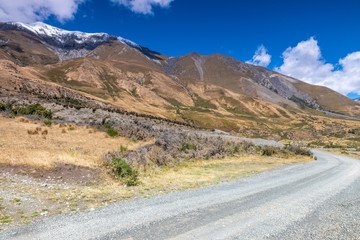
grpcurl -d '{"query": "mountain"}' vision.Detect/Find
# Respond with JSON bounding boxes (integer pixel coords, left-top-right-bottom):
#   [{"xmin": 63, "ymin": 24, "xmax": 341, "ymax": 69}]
[{"xmin": 1, "ymin": 21, "xmax": 360, "ymax": 133}]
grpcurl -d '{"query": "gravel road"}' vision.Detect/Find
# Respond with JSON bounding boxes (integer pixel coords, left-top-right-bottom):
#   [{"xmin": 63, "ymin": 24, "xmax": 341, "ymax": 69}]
[{"xmin": 1, "ymin": 150, "xmax": 360, "ymax": 240}]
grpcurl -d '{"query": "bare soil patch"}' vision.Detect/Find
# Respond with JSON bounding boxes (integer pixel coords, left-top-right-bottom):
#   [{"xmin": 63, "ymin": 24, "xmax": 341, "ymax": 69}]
[{"xmin": 0, "ymin": 163, "xmax": 101, "ymax": 185}]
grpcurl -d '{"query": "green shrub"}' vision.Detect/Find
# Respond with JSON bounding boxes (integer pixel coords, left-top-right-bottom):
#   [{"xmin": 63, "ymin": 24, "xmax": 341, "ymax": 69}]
[
  {"xmin": 103, "ymin": 122, "xmax": 118, "ymax": 137},
  {"xmin": 111, "ymin": 158, "xmax": 139, "ymax": 186},
  {"xmin": 119, "ymin": 145, "xmax": 128, "ymax": 152},
  {"xmin": 0, "ymin": 215, "xmax": 13, "ymax": 224},
  {"xmin": 107, "ymin": 128, "xmax": 119, "ymax": 137},
  {"xmin": 10, "ymin": 104, "xmax": 52, "ymax": 119},
  {"xmin": 0, "ymin": 103, "xmax": 6, "ymax": 111},
  {"xmin": 0, "ymin": 103, "xmax": 12, "ymax": 111},
  {"xmin": 43, "ymin": 119, "xmax": 52, "ymax": 126}
]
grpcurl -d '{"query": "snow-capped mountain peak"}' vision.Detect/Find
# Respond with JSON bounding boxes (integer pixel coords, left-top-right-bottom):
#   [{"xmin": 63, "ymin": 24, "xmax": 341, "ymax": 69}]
[
  {"xmin": 7, "ymin": 21, "xmax": 116, "ymax": 45},
  {"xmin": 0, "ymin": 21, "xmax": 160, "ymax": 62},
  {"xmin": 1, "ymin": 21, "xmax": 147, "ymax": 61},
  {"xmin": 4, "ymin": 21, "xmax": 143, "ymax": 49}
]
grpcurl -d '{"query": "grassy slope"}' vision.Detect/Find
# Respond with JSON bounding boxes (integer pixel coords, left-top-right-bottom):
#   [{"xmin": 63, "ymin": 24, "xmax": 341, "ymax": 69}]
[{"xmin": 294, "ymin": 81, "xmax": 360, "ymax": 117}]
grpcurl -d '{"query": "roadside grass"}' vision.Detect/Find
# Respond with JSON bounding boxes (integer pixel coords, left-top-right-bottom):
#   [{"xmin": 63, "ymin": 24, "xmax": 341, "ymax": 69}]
[
  {"xmin": 140, "ymin": 155, "xmax": 313, "ymax": 190},
  {"xmin": 0, "ymin": 151, "xmax": 312, "ymax": 228},
  {"xmin": 0, "ymin": 115, "xmax": 312, "ymax": 228}
]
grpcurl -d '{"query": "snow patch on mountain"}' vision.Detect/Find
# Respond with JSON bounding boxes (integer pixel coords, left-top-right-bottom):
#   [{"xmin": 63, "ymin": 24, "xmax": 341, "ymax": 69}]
[
  {"xmin": 3, "ymin": 22, "xmax": 146, "ymax": 61},
  {"xmin": 1, "ymin": 21, "xmax": 162, "ymax": 63},
  {"xmin": 9, "ymin": 22, "xmax": 115, "ymax": 45},
  {"xmin": 117, "ymin": 37, "xmax": 139, "ymax": 48}
]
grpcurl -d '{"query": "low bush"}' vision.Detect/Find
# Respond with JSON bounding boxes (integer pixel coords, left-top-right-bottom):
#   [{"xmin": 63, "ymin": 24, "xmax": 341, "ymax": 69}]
[
  {"xmin": 262, "ymin": 146, "xmax": 277, "ymax": 156},
  {"xmin": 0, "ymin": 103, "xmax": 12, "ymax": 111},
  {"xmin": 43, "ymin": 119, "xmax": 52, "ymax": 126},
  {"xmin": 105, "ymin": 130, "xmax": 258, "ymax": 167},
  {"xmin": 103, "ymin": 122, "xmax": 119, "ymax": 137},
  {"xmin": 0, "ymin": 103, "xmax": 6, "ymax": 111},
  {"xmin": 10, "ymin": 104, "xmax": 52, "ymax": 119},
  {"xmin": 107, "ymin": 128, "xmax": 119, "ymax": 137},
  {"xmin": 111, "ymin": 157, "xmax": 140, "ymax": 186},
  {"xmin": 119, "ymin": 145, "xmax": 128, "ymax": 152},
  {"xmin": 285, "ymin": 144, "xmax": 313, "ymax": 156}
]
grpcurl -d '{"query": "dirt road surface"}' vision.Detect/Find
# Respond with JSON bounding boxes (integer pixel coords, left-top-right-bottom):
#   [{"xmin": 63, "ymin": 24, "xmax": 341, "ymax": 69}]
[{"xmin": 1, "ymin": 150, "xmax": 360, "ymax": 240}]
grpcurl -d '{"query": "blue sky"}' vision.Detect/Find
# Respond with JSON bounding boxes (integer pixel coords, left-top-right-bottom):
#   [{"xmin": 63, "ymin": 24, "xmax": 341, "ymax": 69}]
[{"xmin": 1, "ymin": 0, "xmax": 360, "ymax": 98}]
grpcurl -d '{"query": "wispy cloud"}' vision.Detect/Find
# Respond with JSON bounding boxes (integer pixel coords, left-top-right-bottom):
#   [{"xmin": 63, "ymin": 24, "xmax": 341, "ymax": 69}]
[
  {"xmin": 246, "ymin": 45, "xmax": 272, "ymax": 67},
  {"xmin": 110, "ymin": 0, "xmax": 174, "ymax": 14},
  {"xmin": 0, "ymin": 0, "xmax": 174, "ymax": 23},
  {"xmin": 0, "ymin": 0, "xmax": 86, "ymax": 23},
  {"xmin": 275, "ymin": 37, "xmax": 360, "ymax": 95}
]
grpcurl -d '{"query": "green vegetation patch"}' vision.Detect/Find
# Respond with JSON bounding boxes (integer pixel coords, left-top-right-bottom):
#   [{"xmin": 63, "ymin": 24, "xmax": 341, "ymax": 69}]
[
  {"xmin": 164, "ymin": 98, "xmax": 184, "ymax": 107},
  {"xmin": 194, "ymin": 94, "xmax": 217, "ymax": 109},
  {"xmin": 111, "ymin": 158, "xmax": 140, "ymax": 186},
  {"xmin": 0, "ymin": 103, "xmax": 12, "ymax": 111},
  {"xmin": 8, "ymin": 104, "xmax": 52, "ymax": 119},
  {"xmin": 0, "ymin": 215, "xmax": 13, "ymax": 224},
  {"xmin": 43, "ymin": 119, "xmax": 52, "ymax": 126},
  {"xmin": 103, "ymin": 122, "xmax": 119, "ymax": 137}
]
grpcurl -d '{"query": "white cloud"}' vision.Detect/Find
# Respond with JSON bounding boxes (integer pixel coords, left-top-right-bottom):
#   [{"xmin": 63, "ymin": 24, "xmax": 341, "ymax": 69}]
[
  {"xmin": 275, "ymin": 37, "xmax": 360, "ymax": 95},
  {"xmin": 111, "ymin": 0, "xmax": 174, "ymax": 14},
  {"xmin": 246, "ymin": 45, "xmax": 272, "ymax": 67},
  {"xmin": 0, "ymin": 0, "xmax": 173, "ymax": 23},
  {"xmin": 0, "ymin": 0, "xmax": 85, "ymax": 23}
]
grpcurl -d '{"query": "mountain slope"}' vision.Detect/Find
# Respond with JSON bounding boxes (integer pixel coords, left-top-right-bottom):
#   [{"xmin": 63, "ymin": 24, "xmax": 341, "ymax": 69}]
[{"xmin": 0, "ymin": 21, "xmax": 359, "ymax": 133}]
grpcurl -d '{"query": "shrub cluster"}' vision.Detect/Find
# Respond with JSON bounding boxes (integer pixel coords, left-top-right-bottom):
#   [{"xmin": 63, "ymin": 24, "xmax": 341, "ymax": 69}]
[
  {"xmin": 0, "ymin": 103, "xmax": 52, "ymax": 119},
  {"xmin": 262, "ymin": 146, "xmax": 278, "ymax": 156},
  {"xmin": 111, "ymin": 157, "xmax": 140, "ymax": 186},
  {"xmin": 0, "ymin": 103, "xmax": 12, "ymax": 111},
  {"xmin": 105, "ymin": 127, "xmax": 314, "ymax": 173},
  {"xmin": 284, "ymin": 144, "xmax": 313, "ymax": 156},
  {"xmin": 115, "ymin": 120, "xmax": 153, "ymax": 141},
  {"xmin": 105, "ymin": 129, "xmax": 259, "ymax": 167},
  {"xmin": 103, "ymin": 122, "xmax": 119, "ymax": 137}
]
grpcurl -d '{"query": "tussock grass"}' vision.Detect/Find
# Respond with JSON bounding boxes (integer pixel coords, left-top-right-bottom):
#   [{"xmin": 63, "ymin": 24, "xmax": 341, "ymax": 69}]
[
  {"xmin": 141, "ymin": 155, "xmax": 313, "ymax": 189},
  {"xmin": 0, "ymin": 116, "xmax": 146, "ymax": 169}
]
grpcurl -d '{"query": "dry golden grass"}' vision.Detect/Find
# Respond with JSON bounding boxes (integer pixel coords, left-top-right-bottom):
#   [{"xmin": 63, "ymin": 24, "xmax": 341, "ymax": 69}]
[
  {"xmin": 141, "ymin": 155, "xmax": 313, "ymax": 190},
  {"xmin": 0, "ymin": 115, "xmax": 149, "ymax": 169},
  {"xmin": 0, "ymin": 116, "xmax": 313, "ymax": 226}
]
